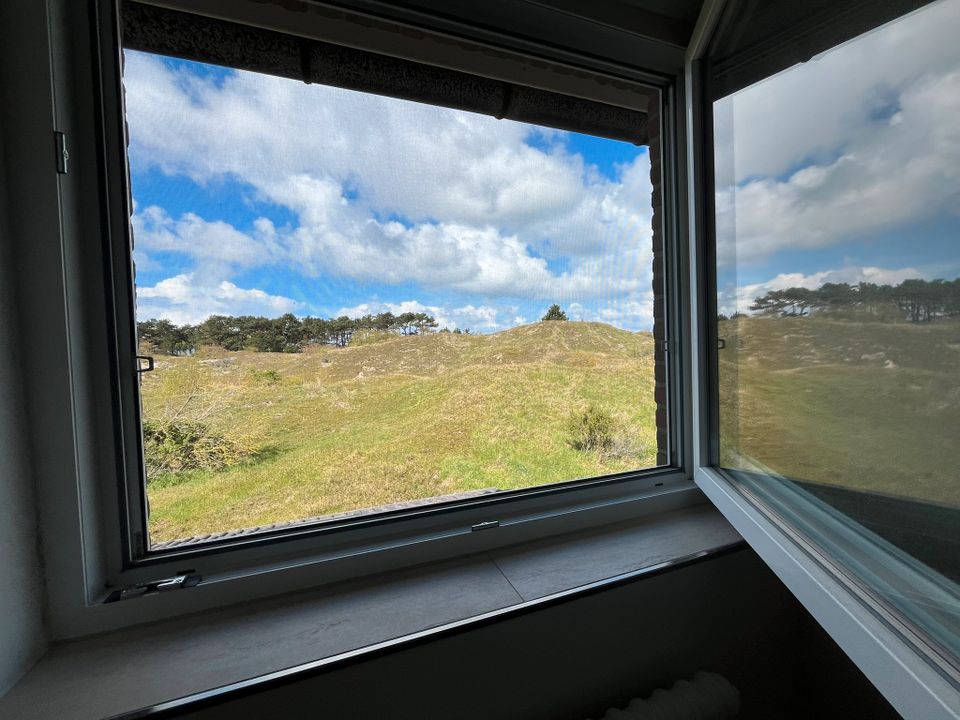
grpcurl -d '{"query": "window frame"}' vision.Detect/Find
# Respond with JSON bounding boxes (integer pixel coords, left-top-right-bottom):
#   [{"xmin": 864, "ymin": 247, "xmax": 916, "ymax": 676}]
[
  {"xmin": 114, "ymin": 3, "xmax": 684, "ymax": 563},
  {"xmin": 686, "ymin": 0, "xmax": 960, "ymax": 714},
  {"xmin": 36, "ymin": 0, "xmax": 696, "ymax": 637},
  {"xmin": 28, "ymin": 4, "xmax": 960, "ymax": 715}
]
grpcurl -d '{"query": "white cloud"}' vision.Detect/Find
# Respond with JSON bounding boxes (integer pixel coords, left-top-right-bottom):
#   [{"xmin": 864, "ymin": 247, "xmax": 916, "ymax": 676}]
[
  {"xmin": 715, "ymin": 1, "xmax": 960, "ymax": 262},
  {"xmin": 124, "ymin": 52, "xmax": 603, "ymax": 238},
  {"xmin": 716, "ymin": 0, "xmax": 960, "ymax": 182},
  {"xmin": 134, "ymin": 205, "xmax": 279, "ymax": 269},
  {"xmin": 720, "ymin": 265, "xmax": 925, "ymax": 315},
  {"xmin": 123, "ymin": 51, "xmax": 656, "ymax": 320},
  {"xmin": 558, "ymin": 292, "xmax": 655, "ymax": 330},
  {"xmin": 136, "ymin": 273, "xmax": 301, "ymax": 325},
  {"xmin": 335, "ymin": 299, "xmax": 512, "ymax": 332},
  {"xmin": 597, "ymin": 296, "xmax": 656, "ymax": 328},
  {"xmin": 133, "ymin": 200, "xmax": 649, "ymax": 302}
]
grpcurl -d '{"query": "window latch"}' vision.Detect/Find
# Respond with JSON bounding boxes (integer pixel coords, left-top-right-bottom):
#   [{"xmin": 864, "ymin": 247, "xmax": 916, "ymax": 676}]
[
  {"xmin": 54, "ymin": 130, "xmax": 69, "ymax": 174},
  {"xmin": 471, "ymin": 520, "xmax": 499, "ymax": 531},
  {"xmin": 136, "ymin": 355, "xmax": 155, "ymax": 373},
  {"xmin": 104, "ymin": 573, "xmax": 202, "ymax": 603}
]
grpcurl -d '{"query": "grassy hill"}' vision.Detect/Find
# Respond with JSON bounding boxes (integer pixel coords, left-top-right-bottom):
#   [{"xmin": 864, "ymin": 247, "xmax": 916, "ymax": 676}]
[
  {"xmin": 142, "ymin": 322, "xmax": 658, "ymax": 543},
  {"xmin": 718, "ymin": 316, "xmax": 960, "ymax": 507},
  {"xmin": 142, "ymin": 313, "xmax": 959, "ymax": 544}
]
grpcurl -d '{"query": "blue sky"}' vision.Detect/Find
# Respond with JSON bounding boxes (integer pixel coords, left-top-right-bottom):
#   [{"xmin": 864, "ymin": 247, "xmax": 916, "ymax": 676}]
[
  {"xmin": 126, "ymin": 0, "xmax": 959, "ymax": 331},
  {"xmin": 713, "ymin": 0, "xmax": 960, "ymax": 313},
  {"xmin": 125, "ymin": 54, "xmax": 655, "ymax": 332}
]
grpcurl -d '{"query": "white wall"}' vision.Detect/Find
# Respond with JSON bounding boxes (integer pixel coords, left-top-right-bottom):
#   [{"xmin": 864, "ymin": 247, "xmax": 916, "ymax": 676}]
[
  {"xmin": 0, "ymin": 0, "xmax": 49, "ymax": 697},
  {"xmin": 0, "ymin": 111, "xmax": 46, "ymax": 696}
]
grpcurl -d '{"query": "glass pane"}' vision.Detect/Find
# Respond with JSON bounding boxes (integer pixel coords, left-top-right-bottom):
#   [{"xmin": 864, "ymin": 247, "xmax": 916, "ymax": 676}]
[
  {"xmin": 123, "ymin": 52, "xmax": 664, "ymax": 546},
  {"xmin": 714, "ymin": 0, "xmax": 960, "ymax": 660}
]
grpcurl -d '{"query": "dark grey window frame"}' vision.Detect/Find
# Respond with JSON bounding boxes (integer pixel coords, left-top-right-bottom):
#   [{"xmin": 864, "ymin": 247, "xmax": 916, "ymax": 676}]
[{"xmin": 63, "ymin": 0, "xmax": 696, "ymax": 612}]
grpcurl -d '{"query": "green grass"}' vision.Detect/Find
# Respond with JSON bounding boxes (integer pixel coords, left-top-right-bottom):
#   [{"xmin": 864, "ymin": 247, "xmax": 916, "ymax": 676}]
[
  {"xmin": 142, "ymin": 322, "xmax": 658, "ymax": 543},
  {"xmin": 143, "ymin": 314, "xmax": 960, "ymax": 543},
  {"xmin": 718, "ymin": 316, "xmax": 960, "ymax": 507}
]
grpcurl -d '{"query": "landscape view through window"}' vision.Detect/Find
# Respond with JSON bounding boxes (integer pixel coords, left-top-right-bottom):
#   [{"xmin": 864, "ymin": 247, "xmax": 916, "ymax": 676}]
[
  {"xmin": 714, "ymin": 0, "xmax": 960, "ymax": 586},
  {"xmin": 124, "ymin": 52, "xmax": 661, "ymax": 545}
]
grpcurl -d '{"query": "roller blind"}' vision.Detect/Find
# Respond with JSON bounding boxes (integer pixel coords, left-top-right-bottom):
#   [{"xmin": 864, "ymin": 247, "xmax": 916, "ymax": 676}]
[
  {"xmin": 121, "ymin": 1, "xmax": 650, "ymax": 145},
  {"xmin": 709, "ymin": 0, "xmax": 938, "ymax": 98}
]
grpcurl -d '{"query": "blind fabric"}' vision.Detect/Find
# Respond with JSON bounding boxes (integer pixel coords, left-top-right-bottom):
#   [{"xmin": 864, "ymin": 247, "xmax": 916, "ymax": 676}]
[
  {"xmin": 121, "ymin": 1, "xmax": 649, "ymax": 145},
  {"xmin": 709, "ymin": 0, "xmax": 937, "ymax": 99}
]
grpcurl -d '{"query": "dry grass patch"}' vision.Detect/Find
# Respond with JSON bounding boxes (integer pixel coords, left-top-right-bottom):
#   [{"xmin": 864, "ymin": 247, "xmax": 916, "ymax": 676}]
[{"xmin": 143, "ymin": 322, "xmax": 659, "ymax": 542}]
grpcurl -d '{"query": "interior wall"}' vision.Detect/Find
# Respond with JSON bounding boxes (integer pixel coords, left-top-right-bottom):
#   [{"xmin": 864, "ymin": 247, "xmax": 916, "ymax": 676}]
[
  {"xmin": 0, "ymin": 92, "xmax": 47, "ymax": 698},
  {"xmin": 168, "ymin": 550, "xmax": 899, "ymax": 720},
  {"xmin": 0, "ymin": 0, "xmax": 56, "ymax": 696}
]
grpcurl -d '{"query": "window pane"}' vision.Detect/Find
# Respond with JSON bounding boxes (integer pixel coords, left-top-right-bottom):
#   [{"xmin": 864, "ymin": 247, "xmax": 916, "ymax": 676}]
[
  {"xmin": 714, "ymin": 0, "xmax": 959, "ymax": 658},
  {"xmin": 124, "ymin": 53, "xmax": 664, "ymax": 547}
]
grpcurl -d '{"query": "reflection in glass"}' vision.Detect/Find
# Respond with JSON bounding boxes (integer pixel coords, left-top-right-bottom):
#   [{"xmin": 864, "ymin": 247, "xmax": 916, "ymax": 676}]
[{"xmin": 713, "ymin": 0, "xmax": 959, "ymax": 659}]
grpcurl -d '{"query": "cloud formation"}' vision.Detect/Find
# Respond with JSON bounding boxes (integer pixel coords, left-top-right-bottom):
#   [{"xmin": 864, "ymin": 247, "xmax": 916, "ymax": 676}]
[
  {"xmin": 336, "ymin": 299, "xmax": 508, "ymax": 333},
  {"xmin": 715, "ymin": 1, "xmax": 960, "ymax": 263},
  {"xmin": 124, "ymin": 52, "xmax": 656, "ymax": 328},
  {"xmin": 136, "ymin": 273, "xmax": 301, "ymax": 325}
]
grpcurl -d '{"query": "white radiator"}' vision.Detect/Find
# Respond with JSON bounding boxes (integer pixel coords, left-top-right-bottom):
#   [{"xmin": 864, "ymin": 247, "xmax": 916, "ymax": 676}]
[{"xmin": 588, "ymin": 671, "xmax": 740, "ymax": 720}]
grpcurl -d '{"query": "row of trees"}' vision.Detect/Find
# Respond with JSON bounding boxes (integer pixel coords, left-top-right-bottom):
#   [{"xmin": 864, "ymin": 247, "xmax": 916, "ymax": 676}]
[
  {"xmin": 138, "ymin": 311, "xmax": 441, "ymax": 355},
  {"xmin": 139, "ymin": 304, "xmax": 573, "ymax": 355},
  {"xmin": 743, "ymin": 279, "xmax": 960, "ymax": 322}
]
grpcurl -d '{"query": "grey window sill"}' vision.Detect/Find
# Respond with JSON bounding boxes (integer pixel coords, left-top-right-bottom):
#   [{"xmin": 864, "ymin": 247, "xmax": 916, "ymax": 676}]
[{"xmin": 0, "ymin": 504, "xmax": 741, "ymax": 720}]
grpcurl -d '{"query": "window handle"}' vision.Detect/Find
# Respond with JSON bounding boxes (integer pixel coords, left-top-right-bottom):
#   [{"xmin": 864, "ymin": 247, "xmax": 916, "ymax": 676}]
[{"xmin": 136, "ymin": 355, "xmax": 155, "ymax": 373}]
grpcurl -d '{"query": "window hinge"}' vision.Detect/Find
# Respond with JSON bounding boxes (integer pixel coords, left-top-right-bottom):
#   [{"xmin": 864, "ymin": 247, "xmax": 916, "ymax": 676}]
[
  {"xmin": 104, "ymin": 572, "xmax": 202, "ymax": 603},
  {"xmin": 661, "ymin": 339, "xmax": 669, "ymax": 353},
  {"xmin": 136, "ymin": 355, "xmax": 155, "ymax": 373},
  {"xmin": 54, "ymin": 131, "xmax": 69, "ymax": 174},
  {"xmin": 471, "ymin": 520, "xmax": 499, "ymax": 532}
]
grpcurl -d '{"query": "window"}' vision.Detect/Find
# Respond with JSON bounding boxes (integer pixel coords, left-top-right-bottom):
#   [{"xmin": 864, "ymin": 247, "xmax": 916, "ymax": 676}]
[
  {"xmin": 711, "ymin": 0, "xmax": 959, "ymax": 665},
  {"xmin": 109, "ymin": 3, "xmax": 677, "ymax": 556}
]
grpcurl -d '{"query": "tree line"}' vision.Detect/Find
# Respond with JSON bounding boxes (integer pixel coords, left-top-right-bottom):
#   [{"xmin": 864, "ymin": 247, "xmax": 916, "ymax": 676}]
[
  {"xmin": 737, "ymin": 278, "xmax": 960, "ymax": 322},
  {"xmin": 138, "ymin": 311, "xmax": 445, "ymax": 355}
]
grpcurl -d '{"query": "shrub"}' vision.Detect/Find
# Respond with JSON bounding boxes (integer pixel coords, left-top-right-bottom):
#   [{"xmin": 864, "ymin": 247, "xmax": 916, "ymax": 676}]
[
  {"xmin": 250, "ymin": 368, "xmax": 281, "ymax": 384},
  {"xmin": 142, "ymin": 418, "xmax": 253, "ymax": 477},
  {"xmin": 567, "ymin": 404, "xmax": 615, "ymax": 451}
]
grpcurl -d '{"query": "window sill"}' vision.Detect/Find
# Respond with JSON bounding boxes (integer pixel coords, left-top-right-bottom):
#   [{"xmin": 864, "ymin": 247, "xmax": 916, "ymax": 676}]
[
  {"xmin": 65, "ymin": 473, "xmax": 696, "ymax": 639},
  {"xmin": 1, "ymin": 504, "xmax": 741, "ymax": 720}
]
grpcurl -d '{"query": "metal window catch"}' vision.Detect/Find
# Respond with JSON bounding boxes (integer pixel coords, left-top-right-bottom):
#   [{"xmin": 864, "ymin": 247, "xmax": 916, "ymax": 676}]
[
  {"xmin": 104, "ymin": 573, "xmax": 202, "ymax": 603},
  {"xmin": 136, "ymin": 355, "xmax": 155, "ymax": 373},
  {"xmin": 471, "ymin": 520, "xmax": 499, "ymax": 531},
  {"xmin": 54, "ymin": 131, "xmax": 69, "ymax": 174},
  {"xmin": 717, "ymin": 338, "xmax": 726, "ymax": 349}
]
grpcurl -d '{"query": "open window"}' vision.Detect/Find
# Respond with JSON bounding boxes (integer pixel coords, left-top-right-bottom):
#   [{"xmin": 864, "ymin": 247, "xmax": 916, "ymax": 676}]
[
  {"xmin": 95, "ymin": 1, "xmax": 685, "ymax": 567},
  {"xmin": 702, "ymin": 0, "xmax": 960, "ymax": 681}
]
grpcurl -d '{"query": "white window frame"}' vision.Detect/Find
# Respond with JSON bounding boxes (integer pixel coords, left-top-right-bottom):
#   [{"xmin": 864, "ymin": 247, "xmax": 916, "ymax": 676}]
[
  {"xmin": 684, "ymin": 2, "xmax": 960, "ymax": 717},
  {"xmin": 30, "ymin": 0, "xmax": 696, "ymax": 639}
]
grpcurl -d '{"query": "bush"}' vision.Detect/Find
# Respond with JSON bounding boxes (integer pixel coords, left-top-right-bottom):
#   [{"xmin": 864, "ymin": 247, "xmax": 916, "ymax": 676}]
[
  {"xmin": 142, "ymin": 418, "xmax": 253, "ymax": 477},
  {"xmin": 567, "ymin": 404, "xmax": 615, "ymax": 451},
  {"xmin": 250, "ymin": 368, "xmax": 281, "ymax": 384}
]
